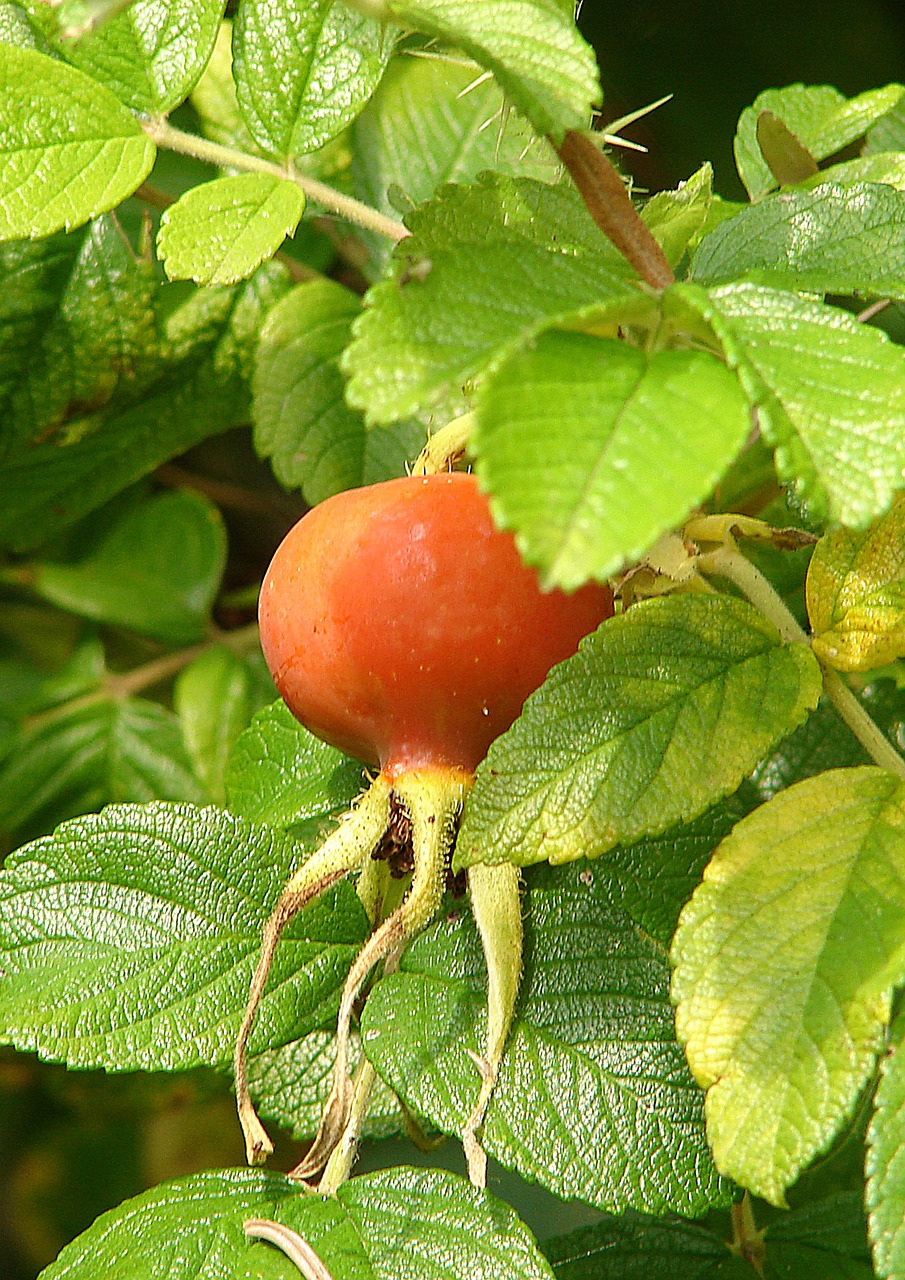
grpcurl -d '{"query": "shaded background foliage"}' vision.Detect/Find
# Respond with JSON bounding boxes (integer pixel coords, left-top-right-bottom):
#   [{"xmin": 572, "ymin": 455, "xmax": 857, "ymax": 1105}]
[{"xmin": 1, "ymin": 1, "xmax": 904, "ymax": 1276}]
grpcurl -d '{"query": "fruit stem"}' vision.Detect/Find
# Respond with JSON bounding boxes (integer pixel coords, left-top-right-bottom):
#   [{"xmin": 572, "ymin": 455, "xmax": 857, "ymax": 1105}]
[
  {"xmin": 698, "ymin": 543, "xmax": 905, "ymax": 781},
  {"xmin": 290, "ymin": 768, "xmax": 469, "ymax": 1181},
  {"xmin": 140, "ymin": 118, "xmax": 409, "ymax": 244},
  {"xmin": 235, "ymin": 776, "xmax": 394, "ymax": 1165}
]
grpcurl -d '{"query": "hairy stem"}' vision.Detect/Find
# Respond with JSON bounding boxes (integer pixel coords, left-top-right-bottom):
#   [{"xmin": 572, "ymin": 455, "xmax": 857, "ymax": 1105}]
[
  {"xmin": 698, "ymin": 544, "xmax": 905, "ymax": 780},
  {"xmin": 141, "ymin": 118, "xmax": 409, "ymax": 243},
  {"xmin": 557, "ymin": 129, "xmax": 674, "ymax": 290}
]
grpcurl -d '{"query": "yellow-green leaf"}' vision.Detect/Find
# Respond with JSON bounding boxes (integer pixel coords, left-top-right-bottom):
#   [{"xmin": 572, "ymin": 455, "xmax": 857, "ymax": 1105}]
[
  {"xmin": 807, "ymin": 493, "xmax": 905, "ymax": 672},
  {"xmin": 0, "ymin": 44, "xmax": 155, "ymax": 240},
  {"xmin": 672, "ymin": 767, "xmax": 905, "ymax": 1204}
]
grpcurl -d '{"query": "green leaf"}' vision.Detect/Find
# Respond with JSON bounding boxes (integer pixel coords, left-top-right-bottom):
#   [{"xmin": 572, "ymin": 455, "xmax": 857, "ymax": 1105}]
[
  {"xmin": 32, "ymin": 490, "xmax": 227, "ymax": 643},
  {"xmin": 765, "ymin": 1191, "xmax": 873, "ymax": 1278},
  {"xmin": 39, "ymin": 1166, "xmax": 557, "ymax": 1280},
  {"xmin": 584, "ymin": 795, "xmax": 755, "ymax": 949},
  {"xmin": 673, "ymin": 282, "xmax": 905, "ymax": 528},
  {"xmin": 189, "ymin": 17, "xmax": 258, "ymax": 153},
  {"xmin": 0, "ymin": 262, "xmax": 291, "ymax": 550},
  {"xmin": 456, "ymin": 593, "xmax": 822, "ymax": 869},
  {"xmin": 0, "ymin": 802, "xmax": 368, "ymax": 1069},
  {"xmin": 0, "ymin": 44, "xmax": 155, "ymax": 240},
  {"xmin": 226, "ymin": 700, "xmax": 364, "ymax": 836},
  {"xmin": 158, "ymin": 174, "xmax": 305, "ymax": 286},
  {"xmin": 232, "ymin": 0, "xmax": 392, "ymax": 160},
  {"xmin": 344, "ymin": 174, "xmax": 638, "ymax": 425},
  {"xmin": 0, "ymin": 698, "xmax": 206, "ymax": 841},
  {"xmin": 866, "ymin": 1014, "xmax": 905, "ymax": 1280},
  {"xmin": 174, "ymin": 647, "xmax": 268, "ymax": 804},
  {"xmin": 383, "ymin": 0, "xmax": 600, "ymax": 142},
  {"xmin": 248, "ymin": 1028, "xmax": 403, "ymax": 1140},
  {"xmin": 0, "ymin": 216, "xmax": 159, "ymax": 458},
  {"xmin": 805, "ymin": 151, "xmax": 905, "ymax": 191},
  {"xmin": 252, "ymin": 278, "xmax": 424, "ymax": 503},
  {"xmin": 750, "ymin": 682, "xmax": 905, "ymax": 801},
  {"xmin": 734, "ymin": 83, "xmax": 905, "ymax": 199},
  {"xmin": 691, "ymin": 183, "xmax": 905, "ymax": 299},
  {"xmin": 474, "ymin": 334, "xmax": 750, "ymax": 589},
  {"xmin": 363, "ymin": 861, "xmax": 729, "ymax": 1215},
  {"xmin": 641, "ymin": 163, "xmax": 713, "ymax": 268},
  {"xmin": 545, "ymin": 1216, "xmax": 751, "ymax": 1279},
  {"xmin": 350, "ymin": 49, "xmax": 562, "ymax": 276},
  {"xmin": 0, "ymin": 0, "xmax": 49, "ymax": 49},
  {"xmin": 672, "ymin": 767, "xmax": 905, "ymax": 1204},
  {"xmin": 37, "ymin": 0, "xmax": 223, "ymax": 114},
  {"xmin": 806, "ymin": 494, "xmax": 905, "ymax": 672}
]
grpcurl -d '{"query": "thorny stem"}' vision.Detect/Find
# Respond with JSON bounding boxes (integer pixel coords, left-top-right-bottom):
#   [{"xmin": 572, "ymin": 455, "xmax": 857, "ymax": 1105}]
[
  {"xmin": 141, "ymin": 118, "xmax": 409, "ymax": 244},
  {"xmin": 557, "ymin": 129, "xmax": 675, "ymax": 290},
  {"xmin": 22, "ymin": 622, "xmax": 261, "ymax": 733},
  {"xmin": 697, "ymin": 543, "xmax": 905, "ymax": 782}
]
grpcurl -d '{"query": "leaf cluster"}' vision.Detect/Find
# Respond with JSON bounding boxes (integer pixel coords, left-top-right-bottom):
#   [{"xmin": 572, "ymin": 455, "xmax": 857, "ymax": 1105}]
[{"xmin": 1, "ymin": 3, "xmax": 905, "ymax": 1278}]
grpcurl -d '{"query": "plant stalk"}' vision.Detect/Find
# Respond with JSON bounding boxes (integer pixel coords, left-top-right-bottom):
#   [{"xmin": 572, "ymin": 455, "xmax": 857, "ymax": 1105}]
[
  {"xmin": 698, "ymin": 544, "xmax": 905, "ymax": 781},
  {"xmin": 557, "ymin": 129, "xmax": 675, "ymax": 289},
  {"xmin": 141, "ymin": 118, "xmax": 409, "ymax": 243}
]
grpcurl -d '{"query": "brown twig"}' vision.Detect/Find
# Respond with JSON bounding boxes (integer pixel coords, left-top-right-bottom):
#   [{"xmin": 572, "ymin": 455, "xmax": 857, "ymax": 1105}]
[{"xmin": 557, "ymin": 130, "xmax": 675, "ymax": 290}]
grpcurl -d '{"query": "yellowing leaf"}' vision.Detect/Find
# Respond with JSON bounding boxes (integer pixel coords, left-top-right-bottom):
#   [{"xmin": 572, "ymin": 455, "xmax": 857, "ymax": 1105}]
[
  {"xmin": 672, "ymin": 767, "xmax": 905, "ymax": 1204},
  {"xmin": 807, "ymin": 492, "xmax": 905, "ymax": 671}
]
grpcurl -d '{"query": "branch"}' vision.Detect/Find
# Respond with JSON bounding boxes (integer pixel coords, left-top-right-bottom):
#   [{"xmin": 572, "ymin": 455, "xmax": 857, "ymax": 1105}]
[
  {"xmin": 557, "ymin": 130, "xmax": 675, "ymax": 290},
  {"xmin": 141, "ymin": 118, "xmax": 409, "ymax": 244}
]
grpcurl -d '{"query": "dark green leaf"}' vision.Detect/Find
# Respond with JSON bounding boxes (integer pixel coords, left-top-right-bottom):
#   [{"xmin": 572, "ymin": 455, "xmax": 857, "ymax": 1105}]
[
  {"xmin": 232, "ymin": 0, "xmax": 393, "ymax": 159},
  {"xmin": 344, "ymin": 174, "xmax": 638, "ymax": 425},
  {"xmin": 0, "ymin": 698, "xmax": 205, "ymax": 841},
  {"xmin": 0, "ymin": 44, "xmax": 155, "ymax": 239},
  {"xmin": 0, "ymin": 262, "xmax": 291, "ymax": 550},
  {"xmin": 0, "ymin": 217, "xmax": 159, "ymax": 459},
  {"xmin": 174, "ymin": 647, "xmax": 268, "ymax": 804},
  {"xmin": 474, "ymin": 334, "xmax": 750, "ymax": 589},
  {"xmin": 33, "ymin": 490, "xmax": 227, "ymax": 643},
  {"xmin": 0, "ymin": 802, "xmax": 368, "ymax": 1069},
  {"xmin": 673, "ymin": 768, "xmax": 905, "ymax": 1204},
  {"xmin": 38, "ymin": 1166, "xmax": 557, "ymax": 1280},
  {"xmin": 226, "ymin": 700, "xmax": 364, "ymax": 836},
  {"xmin": 692, "ymin": 183, "xmax": 905, "ymax": 299},
  {"xmin": 456, "ymin": 594, "xmax": 821, "ymax": 869},
  {"xmin": 363, "ymin": 861, "xmax": 729, "ymax": 1215},
  {"xmin": 545, "ymin": 1216, "xmax": 750, "ymax": 1279},
  {"xmin": 765, "ymin": 1191, "xmax": 873, "ymax": 1278}
]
